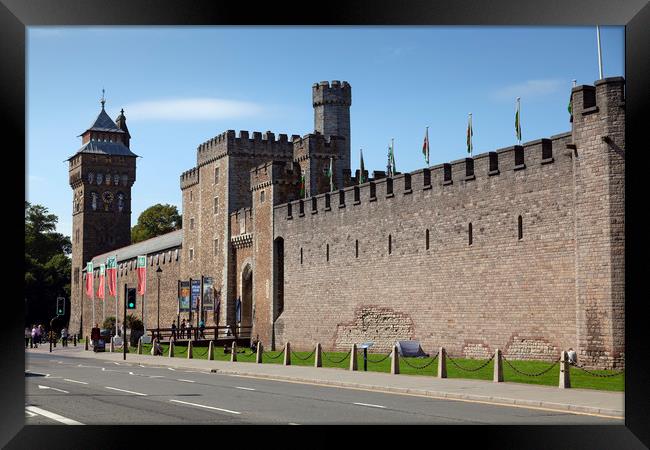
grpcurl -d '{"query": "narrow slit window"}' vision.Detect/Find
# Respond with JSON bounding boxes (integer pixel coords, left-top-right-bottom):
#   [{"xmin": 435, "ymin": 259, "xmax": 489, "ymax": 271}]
[
  {"xmin": 518, "ymin": 215, "xmax": 523, "ymax": 240},
  {"xmin": 426, "ymin": 229, "xmax": 430, "ymax": 250},
  {"xmin": 404, "ymin": 173, "xmax": 411, "ymax": 191},
  {"xmin": 468, "ymin": 223, "xmax": 473, "ymax": 246},
  {"xmin": 299, "ymin": 200, "xmax": 304, "ymax": 215},
  {"xmin": 386, "ymin": 178, "xmax": 393, "ymax": 195},
  {"xmin": 354, "ymin": 186, "xmax": 360, "ymax": 202},
  {"xmin": 339, "ymin": 189, "xmax": 345, "ymax": 206},
  {"xmin": 325, "ymin": 193, "xmax": 330, "ymax": 209},
  {"xmin": 388, "ymin": 234, "xmax": 392, "ymax": 254},
  {"xmin": 326, "ymin": 244, "xmax": 329, "ymax": 262},
  {"xmin": 355, "ymin": 239, "xmax": 359, "ymax": 258},
  {"xmin": 300, "ymin": 247, "xmax": 303, "ymax": 265},
  {"xmin": 287, "ymin": 203, "xmax": 292, "ymax": 218}
]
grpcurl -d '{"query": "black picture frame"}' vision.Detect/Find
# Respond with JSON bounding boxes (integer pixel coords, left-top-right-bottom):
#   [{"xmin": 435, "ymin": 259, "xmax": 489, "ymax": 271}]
[{"xmin": 5, "ymin": 0, "xmax": 649, "ymax": 447}]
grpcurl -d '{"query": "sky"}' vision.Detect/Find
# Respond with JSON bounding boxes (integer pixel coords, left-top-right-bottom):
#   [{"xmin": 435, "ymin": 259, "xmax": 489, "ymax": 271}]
[{"xmin": 26, "ymin": 26, "xmax": 625, "ymax": 238}]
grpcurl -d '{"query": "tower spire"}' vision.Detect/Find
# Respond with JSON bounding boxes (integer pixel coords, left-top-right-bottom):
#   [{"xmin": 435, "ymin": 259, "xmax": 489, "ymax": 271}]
[{"xmin": 100, "ymin": 88, "xmax": 106, "ymax": 109}]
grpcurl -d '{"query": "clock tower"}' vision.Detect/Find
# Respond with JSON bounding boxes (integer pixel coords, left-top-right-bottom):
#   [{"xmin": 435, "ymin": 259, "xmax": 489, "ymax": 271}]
[{"xmin": 68, "ymin": 93, "xmax": 137, "ymax": 336}]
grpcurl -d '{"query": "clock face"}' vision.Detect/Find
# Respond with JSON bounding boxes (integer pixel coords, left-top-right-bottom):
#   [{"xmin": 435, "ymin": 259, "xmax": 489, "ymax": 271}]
[{"xmin": 102, "ymin": 191, "xmax": 114, "ymax": 203}]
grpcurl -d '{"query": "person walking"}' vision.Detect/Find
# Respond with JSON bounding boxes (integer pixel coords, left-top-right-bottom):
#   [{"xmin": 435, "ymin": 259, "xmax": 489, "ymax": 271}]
[
  {"xmin": 187, "ymin": 322, "xmax": 193, "ymax": 340},
  {"xmin": 198, "ymin": 319, "xmax": 205, "ymax": 339},
  {"xmin": 61, "ymin": 327, "xmax": 68, "ymax": 347},
  {"xmin": 38, "ymin": 325, "xmax": 45, "ymax": 344},
  {"xmin": 25, "ymin": 327, "xmax": 31, "ymax": 348},
  {"xmin": 31, "ymin": 325, "xmax": 38, "ymax": 348},
  {"xmin": 180, "ymin": 319, "xmax": 186, "ymax": 340},
  {"xmin": 171, "ymin": 320, "xmax": 177, "ymax": 340}
]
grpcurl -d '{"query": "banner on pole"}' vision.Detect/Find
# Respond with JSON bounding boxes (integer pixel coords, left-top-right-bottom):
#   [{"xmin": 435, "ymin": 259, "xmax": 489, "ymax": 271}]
[
  {"xmin": 202, "ymin": 277, "xmax": 214, "ymax": 311},
  {"xmin": 190, "ymin": 279, "xmax": 201, "ymax": 311},
  {"xmin": 85, "ymin": 262, "xmax": 94, "ymax": 298},
  {"xmin": 179, "ymin": 281, "xmax": 190, "ymax": 312},
  {"xmin": 136, "ymin": 255, "xmax": 147, "ymax": 295},
  {"xmin": 97, "ymin": 264, "xmax": 105, "ymax": 299},
  {"xmin": 106, "ymin": 256, "xmax": 117, "ymax": 296}
]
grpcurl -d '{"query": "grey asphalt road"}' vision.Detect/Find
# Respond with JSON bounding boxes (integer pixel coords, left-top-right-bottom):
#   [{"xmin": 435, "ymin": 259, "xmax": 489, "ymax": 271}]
[{"xmin": 25, "ymin": 353, "xmax": 622, "ymax": 425}]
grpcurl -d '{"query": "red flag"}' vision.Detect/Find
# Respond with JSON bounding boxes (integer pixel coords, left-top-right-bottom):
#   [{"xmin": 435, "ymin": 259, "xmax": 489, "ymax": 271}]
[
  {"xmin": 136, "ymin": 255, "xmax": 147, "ymax": 296},
  {"xmin": 85, "ymin": 262, "xmax": 94, "ymax": 298},
  {"xmin": 96, "ymin": 264, "xmax": 105, "ymax": 299},
  {"xmin": 106, "ymin": 256, "xmax": 117, "ymax": 297}
]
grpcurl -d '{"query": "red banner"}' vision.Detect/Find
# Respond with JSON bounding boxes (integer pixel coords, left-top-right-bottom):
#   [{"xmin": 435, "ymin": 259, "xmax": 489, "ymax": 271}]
[
  {"xmin": 85, "ymin": 262, "xmax": 94, "ymax": 298},
  {"xmin": 106, "ymin": 256, "xmax": 117, "ymax": 296},
  {"xmin": 136, "ymin": 255, "xmax": 146, "ymax": 296},
  {"xmin": 96, "ymin": 264, "xmax": 105, "ymax": 299}
]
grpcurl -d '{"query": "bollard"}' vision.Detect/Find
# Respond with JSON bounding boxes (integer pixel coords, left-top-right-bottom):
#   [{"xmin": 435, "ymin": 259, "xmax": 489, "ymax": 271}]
[
  {"xmin": 85, "ymin": 338, "xmax": 89, "ymax": 351},
  {"xmin": 168, "ymin": 338, "xmax": 175, "ymax": 358},
  {"xmin": 391, "ymin": 345, "xmax": 400, "ymax": 374},
  {"xmin": 187, "ymin": 340, "xmax": 193, "ymax": 359},
  {"xmin": 349, "ymin": 343, "xmax": 358, "ymax": 371},
  {"xmin": 256, "ymin": 342, "xmax": 263, "ymax": 364},
  {"xmin": 230, "ymin": 341, "xmax": 237, "ymax": 362},
  {"xmin": 137, "ymin": 337, "xmax": 143, "ymax": 355},
  {"xmin": 283, "ymin": 342, "xmax": 291, "ymax": 366},
  {"xmin": 73, "ymin": 334, "xmax": 77, "ymax": 346},
  {"xmin": 109, "ymin": 338, "xmax": 114, "ymax": 353},
  {"xmin": 151, "ymin": 338, "xmax": 158, "ymax": 355},
  {"xmin": 493, "ymin": 348, "xmax": 503, "ymax": 382},
  {"xmin": 438, "ymin": 347, "xmax": 447, "ymax": 378},
  {"xmin": 314, "ymin": 343, "xmax": 322, "ymax": 368},
  {"xmin": 559, "ymin": 351, "xmax": 571, "ymax": 389},
  {"xmin": 207, "ymin": 340, "xmax": 214, "ymax": 361}
]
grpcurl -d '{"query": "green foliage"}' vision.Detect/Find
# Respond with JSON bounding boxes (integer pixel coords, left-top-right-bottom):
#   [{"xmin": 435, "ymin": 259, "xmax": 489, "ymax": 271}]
[
  {"xmin": 125, "ymin": 313, "xmax": 144, "ymax": 331},
  {"xmin": 25, "ymin": 202, "xmax": 71, "ymax": 327},
  {"xmin": 102, "ymin": 316, "xmax": 116, "ymax": 330},
  {"xmin": 131, "ymin": 203, "xmax": 182, "ymax": 243}
]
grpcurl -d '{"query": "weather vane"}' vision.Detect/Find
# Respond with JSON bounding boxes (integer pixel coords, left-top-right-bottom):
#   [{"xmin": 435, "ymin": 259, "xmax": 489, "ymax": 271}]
[{"xmin": 100, "ymin": 88, "xmax": 106, "ymax": 109}]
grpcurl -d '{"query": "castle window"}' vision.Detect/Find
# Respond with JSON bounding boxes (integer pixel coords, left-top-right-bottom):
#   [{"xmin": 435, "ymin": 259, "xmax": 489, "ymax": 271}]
[
  {"xmin": 167, "ymin": 250, "xmax": 171, "ymax": 261},
  {"xmin": 287, "ymin": 203, "xmax": 292, "ymax": 218},
  {"xmin": 489, "ymin": 152, "xmax": 499, "ymax": 175},
  {"xmin": 423, "ymin": 169, "xmax": 431, "ymax": 188},
  {"xmin": 189, "ymin": 248, "xmax": 194, "ymax": 261},
  {"xmin": 514, "ymin": 146, "xmax": 526, "ymax": 169},
  {"xmin": 369, "ymin": 182, "xmax": 376, "ymax": 200},
  {"xmin": 300, "ymin": 247, "xmax": 303, "ymax": 265},
  {"xmin": 426, "ymin": 229, "xmax": 430, "ymax": 250},
  {"xmin": 355, "ymin": 239, "xmax": 359, "ymax": 258},
  {"xmin": 443, "ymin": 163, "xmax": 452, "ymax": 185},
  {"xmin": 465, "ymin": 158, "xmax": 475, "ymax": 179},
  {"xmin": 156, "ymin": 254, "xmax": 160, "ymax": 265},
  {"xmin": 404, "ymin": 173, "xmax": 412, "ymax": 191},
  {"xmin": 190, "ymin": 191, "xmax": 193, "ymax": 202},
  {"xmin": 388, "ymin": 234, "xmax": 392, "ymax": 255},
  {"xmin": 214, "ymin": 197, "xmax": 219, "ymax": 214},
  {"xmin": 175, "ymin": 249, "xmax": 179, "ymax": 261},
  {"xmin": 311, "ymin": 197, "xmax": 317, "ymax": 212},
  {"xmin": 541, "ymin": 139, "xmax": 553, "ymax": 162},
  {"xmin": 260, "ymin": 190, "xmax": 265, "ymax": 203},
  {"xmin": 518, "ymin": 215, "xmax": 523, "ymax": 240},
  {"xmin": 214, "ymin": 167, "xmax": 220, "ymax": 184},
  {"xmin": 299, "ymin": 200, "xmax": 304, "ymax": 216},
  {"xmin": 149, "ymin": 256, "xmax": 153, "ymax": 266},
  {"xmin": 190, "ymin": 218, "xmax": 195, "ymax": 230},
  {"xmin": 214, "ymin": 238, "xmax": 219, "ymax": 255},
  {"xmin": 468, "ymin": 223, "xmax": 473, "ymax": 246},
  {"xmin": 339, "ymin": 189, "xmax": 345, "ymax": 207},
  {"xmin": 354, "ymin": 186, "xmax": 360, "ymax": 203},
  {"xmin": 326, "ymin": 244, "xmax": 329, "ymax": 262},
  {"xmin": 386, "ymin": 178, "xmax": 393, "ymax": 196},
  {"xmin": 325, "ymin": 193, "xmax": 330, "ymax": 209}
]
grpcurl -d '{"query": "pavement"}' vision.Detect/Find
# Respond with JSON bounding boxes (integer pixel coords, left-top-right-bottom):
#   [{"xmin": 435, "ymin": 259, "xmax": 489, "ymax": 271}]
[{"xmin": 25, "ymin": 343, "xmax": 624, "ymax": 419}]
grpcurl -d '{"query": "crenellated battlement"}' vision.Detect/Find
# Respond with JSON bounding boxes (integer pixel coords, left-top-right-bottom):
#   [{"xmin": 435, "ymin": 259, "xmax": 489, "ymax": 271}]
[
  {"xmin": 195, "ymin": 129, "xmax": 295, "ymax": 167},
  {"xmin": 250, "ymin": 160, "xmax": 300, "ymax": 192},
  {"xmin": 230, "ymin": 206, "xmax": 253, "ymax": 238},
  {"xmin": 179, "ymin": 167, "xmax": 199, "ymax": 189},
  {"xmin": 276, "ymin": 131, "xmax": 573, "ymax": 220},
  {"xmin": 292, "ymin": 132, "xmax": 344, "ymax": 163},
  {"xmin": 312, "ymin": 80, "xmax": 352, "ymax": 107}
]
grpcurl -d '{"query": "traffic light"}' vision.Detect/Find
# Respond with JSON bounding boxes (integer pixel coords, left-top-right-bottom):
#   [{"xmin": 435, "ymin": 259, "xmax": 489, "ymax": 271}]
[
  {"xmin": 127, "ymin": 288, "xmax": 137, "ymax": 309},
  {"xmin": 56, "ymin": 297, "xmax": 65, "ymax": 316}
]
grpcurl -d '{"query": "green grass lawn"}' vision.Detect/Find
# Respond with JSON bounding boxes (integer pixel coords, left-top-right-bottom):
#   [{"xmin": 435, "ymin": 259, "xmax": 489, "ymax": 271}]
[{"xmin": 135, "ymin": 344, "xmax": 623, "ymax": 391}]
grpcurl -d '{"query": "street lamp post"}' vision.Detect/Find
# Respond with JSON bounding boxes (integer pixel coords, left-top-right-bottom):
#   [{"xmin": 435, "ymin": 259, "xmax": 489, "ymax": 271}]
[{"xmin": 156, "ymin": 266, "xmax": 162, "ymax": 339}]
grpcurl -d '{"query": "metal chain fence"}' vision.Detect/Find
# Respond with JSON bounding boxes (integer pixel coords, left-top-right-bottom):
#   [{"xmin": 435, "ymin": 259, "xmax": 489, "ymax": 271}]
[
  {"xmin": 400, "ymin": 352, "xmax": 439, "ymax": 370},
  {"xmin": 366, "ymin": 352, "xmax": 392, "ymax": 364},
  {"xmin": 322, "ymin": 350, "xmax": 351, "ymax": 364},
  {"xmin": 569, "ymin": 362, "xmax": 625, "ymax": 377},
  {"xmin": 192, "ymin": 347, "xmax": 210, "ymax": 358},
  {"xmin": 238, "ymin": 350, "xmax": 257, "ymax": 359},
  {"xmin": 502, "ymin": 356, "xmax": 560, "ymax": 377},
  {"xmin": 447, "ymin": 353, "xmax": 495, "ymax": 372},
  {"xmin": 291, "ymin": 349, "xmax": 316, "ymax": 361},
  {"xmin": 263, "ymin": 348, "xmax": 286, "ymax": 360}
]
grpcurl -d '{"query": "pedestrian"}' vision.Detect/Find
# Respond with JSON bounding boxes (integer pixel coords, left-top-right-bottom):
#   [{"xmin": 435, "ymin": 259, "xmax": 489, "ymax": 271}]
[
  {"xmin": 61, "ymin": 327, "xmax": 68, "ymax": 347},
  {"xmin": 31, "ymin": 325, "xmax": 38, "ymax": 348},
  {"xmin": 38, "ymin": 325, "xmax": 45, "ymax": 343},
  {"xmin": 567, "ymin": 348, "xmax": 577, "ymax": 364},
  {"xmin": 180, "ymin": 319, "xmax": 186, "ymax": 340},
  {"xmin": 151, "ymin": 339, "xmax": 163, "ymax": 356},
  {"xmin": 198, "ymin": 319, "xmax": 205, "ymax": 339},
  {"xmin": 187, "ymin": 322, "xmax": 193, "ymax": 340},
  {"xmin": 171, "ymin": 320, "xmax": 177, "ymax": 340},
  {"xmin": 25, "ymin": 327, "xmax": 31, "ymax": 348},
  {"xmin": 250, "ymin": 334, "xmax": 259, "ymax": 353}
]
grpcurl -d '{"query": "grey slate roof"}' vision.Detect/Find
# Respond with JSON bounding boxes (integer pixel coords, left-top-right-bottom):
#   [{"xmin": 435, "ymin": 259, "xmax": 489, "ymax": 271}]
[
  {"xmin": 90, "ymin": 229, "xmax": 183, "ymax": 266},
  {"xmin": 81, "ymin": 108, "xmax": 125, "ymax": 134},
  {"xmin": 72, "ymin": 140, "xmax": 139, "ymax": 158}
]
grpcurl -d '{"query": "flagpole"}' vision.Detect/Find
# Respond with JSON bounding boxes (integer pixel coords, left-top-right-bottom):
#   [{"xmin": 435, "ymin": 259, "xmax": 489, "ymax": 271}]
[
  {"xmin": 103, "ymin": 266, "xmax": 106, "ymax": 322},
  {"xmin": 115, "ymin": 257, "xmax": 119, "ymax": 337},
  {"xmin": 468, "ymin": 113, "xmax": 473, "ymax": 157},
  {"xmin": 516, "ymin": 97, "xmax": 521, "ymax": 145},
  {"xmin": 91, "ymin": 265, "xmax": 95, "ymax": 328},
  {"xmin": 596, "ymin": 26, "xmax": 603, "ymax": 79}
]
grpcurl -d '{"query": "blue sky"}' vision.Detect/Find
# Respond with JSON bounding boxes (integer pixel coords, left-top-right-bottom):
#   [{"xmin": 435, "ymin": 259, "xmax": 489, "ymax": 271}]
[{"xmin": 26, "ymin": 27, "xmax": 624, "ymax": 238}]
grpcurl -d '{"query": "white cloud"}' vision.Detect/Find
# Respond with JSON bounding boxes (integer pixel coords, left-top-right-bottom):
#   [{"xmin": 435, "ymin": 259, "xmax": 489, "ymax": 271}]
[
  {"xmin": 123, "ymin": 98, "xmax": 265, "ymax": 121},
  {"xmin": 490, "ymin": 79, "xmax": 565, "ymax": 101}
]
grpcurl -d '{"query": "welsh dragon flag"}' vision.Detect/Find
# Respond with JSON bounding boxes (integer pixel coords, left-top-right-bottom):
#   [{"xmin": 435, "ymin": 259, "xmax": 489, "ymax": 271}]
[
  {"xmin": 467, "ymin": 114, "xmax": 473, "ymax": 155},
  {"xmin": 326, "ymin": 157, "xmax": 335, "ymax": 192},
  {"xmin": 422, "ymin": 127, "xmax": 430, "ymax": 165},
  {"xmin": 299, "ymin": 171, "xmax": 305, "ymax": 198},
  {"xmin": 106, "ymin": 256, "xmax": 117, "ymax": 297},
  {"xmin": 85, "ymin": 262, "xmax": 94, "ymax": 298},
  {"xmin": 96, "ymin": 264, "xmax": 105, "ymax": 299},
  {"xmin": 137, "ymin": 255, "xmax": 147, "ymax": 295}
]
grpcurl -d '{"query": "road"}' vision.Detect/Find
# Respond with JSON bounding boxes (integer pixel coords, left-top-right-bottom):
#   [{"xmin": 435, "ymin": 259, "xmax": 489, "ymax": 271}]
[{"xmin": 25, "ymin": 352, "xmax": 621, "ymax": 425}]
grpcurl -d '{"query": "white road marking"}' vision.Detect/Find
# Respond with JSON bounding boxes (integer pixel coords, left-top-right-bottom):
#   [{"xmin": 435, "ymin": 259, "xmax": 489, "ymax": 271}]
[
  {"xmin": 105, "ymin": 386, "xmax": 147, "ymax": 396},
  {"xmin": 64, "ymin": 379, "xmax": 88, "ymax": 385},
  {"xmin": 177, "ymin": 379, "xmax": 195, "ymax": 383},
  {"xmin": 167, "ymin": 367, "xmax": 176, "ymax": 371},
  {"xmin": 38, "ymin": 385, "xmax": 69, "ymax": 394},
  {"xmin": 25, "ymin": 406, "xmax": 84, "ymax": 425},
  {"xmin": 148, "ymin": 375, "xmax": 164, "ymax": 378},
  {"xmin": 78, "ymin": 364, "xmax": 102, "ymax": 369},
  {"xmin": 169, "ymin": 399, "xmax": 240, "ymax": 415},
  {"xmin": 26, "ymin": 371, "xmax": 50, "ymax": 377},
  {"xmin": 353, "ymin": 402, "xmax": 386, "ymax": 409},
  {"xmin": 235, "ymin": 387, "xmax": 256, "ymax": 391},
  {"xmin": 288, "ymin": 422, "xmax": 300, "ymax": 425},
  {"xmin": 25, "ymin": 410, "xmax": 37, "ymax": 418}
]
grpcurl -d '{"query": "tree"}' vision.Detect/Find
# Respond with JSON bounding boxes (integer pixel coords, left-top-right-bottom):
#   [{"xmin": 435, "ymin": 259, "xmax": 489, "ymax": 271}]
[
  {"xmin": 25, "ymin": 202, "xmax": 71, "ymax": 327},
  {"xmin": 131, "ymin": 203, "xmax": 182, "ymax": 243}
]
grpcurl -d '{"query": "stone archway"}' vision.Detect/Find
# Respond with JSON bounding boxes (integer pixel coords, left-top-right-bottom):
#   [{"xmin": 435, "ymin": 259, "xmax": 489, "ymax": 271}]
[{"xmin": 240, "ymin": 264, "xmax": 253, "ymax": 331}]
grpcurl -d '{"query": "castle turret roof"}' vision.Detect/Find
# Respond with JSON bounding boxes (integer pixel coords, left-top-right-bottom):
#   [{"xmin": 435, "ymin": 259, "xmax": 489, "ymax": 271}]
[
  {"xmin": 71, "ymin": 140, "xmax": 139, "ymax": 159},
  {"xmin": 79, "ymin": 107, "xmax": 125, "ymax": 135}
]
